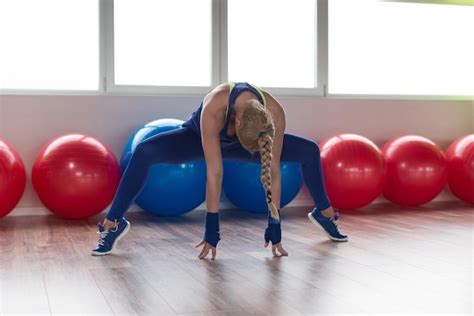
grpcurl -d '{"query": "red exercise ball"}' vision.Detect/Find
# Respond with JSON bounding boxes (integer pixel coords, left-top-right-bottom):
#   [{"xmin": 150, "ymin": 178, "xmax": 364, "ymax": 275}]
[
  {"xmin": 446, "ymin": 134, "xmax": 474, "ymax": 204},
  {"xmin": 382, "ymin": 135, "xmax": 447, "ymax": 207},
  {"xmin": 32, "ymin": 134, "xmax": 120, "ymax": 219},
  {"xmin": 0, "ymin": 140, "xmax": 26, "ymax": 218},
  {"xmin": 320, "ymin": 134, "xmax": 386, "ymax": 210}
]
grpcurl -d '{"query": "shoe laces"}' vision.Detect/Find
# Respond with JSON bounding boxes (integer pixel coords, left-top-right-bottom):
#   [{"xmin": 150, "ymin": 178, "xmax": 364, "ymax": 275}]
[
  {"xmin": 330, "ymin": 216, "xmax": 342, "ymax": 233},
  {"xmin": 97, "ymin": 220, "xmax": 119, "ymax": 246},
  {"xmin": 97, "ymin": 230, "xmax": 109, "ymax": 246}
]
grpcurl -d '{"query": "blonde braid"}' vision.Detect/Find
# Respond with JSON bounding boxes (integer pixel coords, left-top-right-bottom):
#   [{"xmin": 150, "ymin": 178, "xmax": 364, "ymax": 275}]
[{"xmin": 258, "ymin": 134, "xmax": 279, "ymax": 220}]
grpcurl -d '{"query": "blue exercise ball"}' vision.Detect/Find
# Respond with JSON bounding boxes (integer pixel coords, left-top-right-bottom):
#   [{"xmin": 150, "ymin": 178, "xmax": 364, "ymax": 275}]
[
  {"xmin": 223, "ymin": 161, "xmax": 303, "ymax": 214},
  {"xmin": 120, "ymin": 118, "xmax": 206, "ymax": 216}
]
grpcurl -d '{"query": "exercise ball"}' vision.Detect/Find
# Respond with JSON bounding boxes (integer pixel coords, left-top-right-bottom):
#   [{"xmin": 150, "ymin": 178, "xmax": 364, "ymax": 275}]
[
  {"xmin": 382, "ymin": 135, "xmax": 448, "ymax": 207},
  {"xmin": 0, "ymin": 140, "xmax": 26, "ymax": 218},
  {"xmin": 32, "ymin": 134, "xmax": 120, "ymax": 219},
  {"xmin": 446, "ymin": 134, "xmax": 474, "ymax": 204},
  {"xmin": 121, "ymin": 118, "xmax": 206, "ymax": 216},
  {"xmin": 320, "ymin": 134, "xmax": 386, "ymax": 210},
  {"xmin": 223, "ymin": 161, "xmax": 303, "ymax": 214}
]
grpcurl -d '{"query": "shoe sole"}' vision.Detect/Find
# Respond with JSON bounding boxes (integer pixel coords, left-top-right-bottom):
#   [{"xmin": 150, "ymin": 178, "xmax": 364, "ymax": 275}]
[
  {"xmin": 307, "ymin": 213, "xmax": 348, "ymax": 242},
  {"xmin": 91, "ymin": 220, "xmax": 131, "ymax": 256}
]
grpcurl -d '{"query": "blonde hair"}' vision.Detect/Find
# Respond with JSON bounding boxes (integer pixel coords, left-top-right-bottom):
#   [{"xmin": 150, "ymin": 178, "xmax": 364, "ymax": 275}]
[{"xmin": 236, "ymin": 99, "xmax": 279, "ymax": 220}]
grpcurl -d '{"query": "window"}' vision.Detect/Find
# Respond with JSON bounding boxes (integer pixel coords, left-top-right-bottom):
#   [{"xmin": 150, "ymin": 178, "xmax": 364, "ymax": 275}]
[
  {"xmin": 0, "ymin": 0, "xmax": 99, "ymax": 90},
  {"xmin": 227, "ymin": 0, "xmax": 317, "ymax": 88},
  {"xmin": 114, "ymin": 0, "xmax": 212, "ymax": 87},
  {"xmin": 329, "ymin": 0, "xmax": 474, "ymax": 96},
  {"xmin": 2, "ymin": 0, "xmax": 471, "ymax": 97}
]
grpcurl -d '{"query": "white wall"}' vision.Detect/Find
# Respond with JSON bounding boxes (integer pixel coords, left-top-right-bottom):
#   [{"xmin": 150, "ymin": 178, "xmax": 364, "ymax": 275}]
[{"xmin": 0, "ymin": 94, "xmax": 472, "ymax": 210}]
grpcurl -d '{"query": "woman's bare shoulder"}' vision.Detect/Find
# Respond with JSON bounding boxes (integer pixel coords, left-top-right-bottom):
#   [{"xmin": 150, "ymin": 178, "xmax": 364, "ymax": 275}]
[
  {"xmin": 262, "ymin": 90, "xmax": 285, "ymax": 113},
  {"xmin": 202, "ymin": 83, "xmax": 231, "ymax": 113}
]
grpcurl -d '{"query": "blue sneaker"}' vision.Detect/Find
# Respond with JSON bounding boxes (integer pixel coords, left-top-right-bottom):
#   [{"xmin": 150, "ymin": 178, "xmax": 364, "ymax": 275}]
[
  {"xmin": 308, "ymin": 209, "xmax": 348, "ymax": 242},
  {"xmin": 91, "ymin": 218, "xmax": 130, "ymax": 256}
]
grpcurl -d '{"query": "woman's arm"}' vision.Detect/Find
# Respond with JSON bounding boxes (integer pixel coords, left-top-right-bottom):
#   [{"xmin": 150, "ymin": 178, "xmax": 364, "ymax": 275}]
[
  {"xmin": 196, "ymin": 86, "xmax": 228, "ymax": 260},
  {"xmin": 200, "ymin": 87, "xmax": 228, "ymax": 213},
  {"xmin": 201, "ymin": 116, "xmax": 223, "ymax": 213}
]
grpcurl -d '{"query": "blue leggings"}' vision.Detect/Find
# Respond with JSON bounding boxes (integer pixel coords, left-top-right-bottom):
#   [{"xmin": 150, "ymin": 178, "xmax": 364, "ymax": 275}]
[{"xmin": 106, "ymin": 126, "xmax": 331, "ymax": 221}]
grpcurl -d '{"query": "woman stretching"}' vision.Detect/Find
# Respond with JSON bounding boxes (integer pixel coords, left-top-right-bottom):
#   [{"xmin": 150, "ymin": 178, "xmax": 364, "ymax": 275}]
[{"xmin": 92, "ymin": 82, "xmax": 348, "ymax": 259}]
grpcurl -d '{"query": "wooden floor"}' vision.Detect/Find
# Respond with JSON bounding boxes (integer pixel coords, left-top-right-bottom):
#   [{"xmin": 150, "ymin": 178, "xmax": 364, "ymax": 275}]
[{"xmin": 0, "ymin": 201, "xmax": 473, "ymax": 315}]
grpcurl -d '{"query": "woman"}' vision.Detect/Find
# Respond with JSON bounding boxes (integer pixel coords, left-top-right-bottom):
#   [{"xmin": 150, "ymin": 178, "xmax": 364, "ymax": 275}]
[{"xmin": 92, "ymin": 82, "xmax": 347, "ymax": 259}]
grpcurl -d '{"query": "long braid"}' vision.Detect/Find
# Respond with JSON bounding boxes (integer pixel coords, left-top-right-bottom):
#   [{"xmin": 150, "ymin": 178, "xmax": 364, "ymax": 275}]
[{"xmin": 258, "ymin": 134, "xmax": 279, "ymax": 220}]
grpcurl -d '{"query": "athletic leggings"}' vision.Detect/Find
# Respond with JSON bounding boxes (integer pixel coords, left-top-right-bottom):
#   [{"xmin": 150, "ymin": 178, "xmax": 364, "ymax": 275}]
[{"xmin": 106, "ymin": 126, "xmax": 331, "ymax": 221}]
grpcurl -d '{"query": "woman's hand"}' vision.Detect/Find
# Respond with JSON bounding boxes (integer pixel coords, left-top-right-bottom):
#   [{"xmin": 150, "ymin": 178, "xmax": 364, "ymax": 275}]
[
  {"xmin": 197, "ymin": 212, "xmax": 220, "ymax": 260},
  {"xmin": 195, "ymin": 240, "xmax": 217, "ymax": 260},
  {"xmin": 264, "ymin": 223, "xmax": 288, "ymax": 257},
  {"xmin": 265, "ymin": 242, "xmax": 288, "ymax": 257}
]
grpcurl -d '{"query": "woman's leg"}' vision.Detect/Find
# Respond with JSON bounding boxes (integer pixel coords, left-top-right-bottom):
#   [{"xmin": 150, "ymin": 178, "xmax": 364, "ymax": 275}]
[
  {"xmin": 279, "ymin": 134, "xmax": 331, "ymax": 211},
  {"xmin": 279, "ymin": 134, "xmax": 347, "ymax": 241},
  {"xmin": 106, "ymin": 127, "xmax": 204, "ymax": 222}
]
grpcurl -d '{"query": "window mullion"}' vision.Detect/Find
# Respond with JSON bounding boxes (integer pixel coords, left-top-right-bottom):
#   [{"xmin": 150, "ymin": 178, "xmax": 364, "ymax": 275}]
[
  {"xmin": 219, "ymin": 0, "xmax": 228, "ymax": 85},
  {"xmin": 317, "ymin": 0, "xmax": 328, "ymax": 95},
  {"xmin": 99, "ymin": 0, "xmax": 107, "ymax": 93},
  {"xmin": 103, "ymin": 0, "xmax": 114, "ymax": 93},
  {"xmin": 211, "ymin": 0, "xmax": 222, "ymax": 87}
]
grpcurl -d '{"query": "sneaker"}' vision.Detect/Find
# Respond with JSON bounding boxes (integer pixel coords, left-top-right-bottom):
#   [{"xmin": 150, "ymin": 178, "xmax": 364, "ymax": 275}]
[
  {"xmin": 91, "ymin": 218, "xmax": 130, "ymax": 256},
  {"xmin": 308, "ymin": 209, "xmax": 348, "ymax": 242}
]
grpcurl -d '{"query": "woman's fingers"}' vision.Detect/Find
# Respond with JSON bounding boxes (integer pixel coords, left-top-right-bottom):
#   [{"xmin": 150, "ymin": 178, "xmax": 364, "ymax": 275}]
[
  {"xmin": 277, "ymin": 244, "xmax": 288, "ymax": 256},
  {"xmin": 197, "ymin": 242, "xmax": 217, "ymax": 260},
  {"xmin": 195, "ymin": 240, "xmax": 205, "ymax": 248},
  {"xmin": 211, "ymin": 247, "xmax": 217, "ymax": 260},
  {"xmin": 271, "ymin": 244, "xmax": 289, "ymax": 257},
  {"xmin": 198, "ymin": 242, "xmax": 217, "ymax": 260},
  {"xmin": 198, "ymin": 244, "xmax": 210, "ymax": 259}
]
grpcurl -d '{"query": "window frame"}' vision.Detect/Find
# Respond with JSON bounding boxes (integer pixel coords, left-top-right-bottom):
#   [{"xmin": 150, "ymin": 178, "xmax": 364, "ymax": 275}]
[{"xmin": 0, "ymin": 0, "xmax": 472, "ymax": 100}]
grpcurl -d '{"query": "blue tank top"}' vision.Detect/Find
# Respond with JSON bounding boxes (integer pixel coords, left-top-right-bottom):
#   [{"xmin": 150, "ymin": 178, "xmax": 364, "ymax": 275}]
[{"xmin": 182, "ymin": 82, "xmax": 266, "ymax": 148}]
